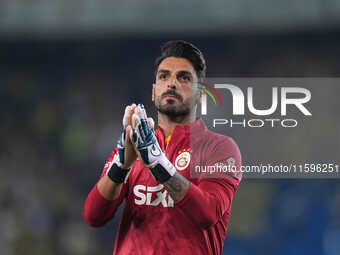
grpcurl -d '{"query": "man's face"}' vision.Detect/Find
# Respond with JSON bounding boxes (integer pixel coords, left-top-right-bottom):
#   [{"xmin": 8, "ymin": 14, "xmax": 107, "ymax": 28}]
[{"xmin": 152, "ymin": 57, "xmax": 201, "ymax": 118}]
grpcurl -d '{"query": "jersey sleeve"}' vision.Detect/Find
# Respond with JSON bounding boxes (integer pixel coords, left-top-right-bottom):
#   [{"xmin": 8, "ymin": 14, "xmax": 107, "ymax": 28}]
[
  {"xmin": 83, "ymin": 147, "xmax": 128, "ymax": 227},
  {"xmin": 176, "ymin": 136, "xmax": 242, "ymax": 229}
]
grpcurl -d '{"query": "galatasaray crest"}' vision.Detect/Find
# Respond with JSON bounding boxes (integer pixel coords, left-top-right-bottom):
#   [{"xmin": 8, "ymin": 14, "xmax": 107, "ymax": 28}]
[{"xmin": 175, "ymin": 149, "xmax": 191, "ymax": 171}]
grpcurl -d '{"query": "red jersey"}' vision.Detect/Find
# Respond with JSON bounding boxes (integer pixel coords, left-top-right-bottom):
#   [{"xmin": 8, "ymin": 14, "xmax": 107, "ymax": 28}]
[{"xmin": 83, "ymin": 118, "xmax": 242, "ymax": 255}]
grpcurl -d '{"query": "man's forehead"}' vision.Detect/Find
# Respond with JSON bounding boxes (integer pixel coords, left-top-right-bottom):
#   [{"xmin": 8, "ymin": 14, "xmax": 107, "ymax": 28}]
[{"xmin": 157, "ymin": 57, "xmax": 195, "ymax": 74}]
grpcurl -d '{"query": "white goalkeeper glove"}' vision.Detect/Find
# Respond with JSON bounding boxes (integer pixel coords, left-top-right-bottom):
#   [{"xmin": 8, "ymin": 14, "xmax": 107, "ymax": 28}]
[
  {"xmin": 131, "ymin": 104, "xmax": 177, "ymax": 183},
  {"xmin": 106, "ymin": 104, "xmax": 137, "ymax": 183}
]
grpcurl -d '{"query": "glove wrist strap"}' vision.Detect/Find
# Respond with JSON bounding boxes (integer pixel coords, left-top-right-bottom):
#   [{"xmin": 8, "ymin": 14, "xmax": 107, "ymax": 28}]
[
  {"xmin": 106, "ymin": 163, "xmax": 129, "ymax": 183},
  {"xmin": 150, "ymin": 155, "xmax": 176, "ymax": 183}
]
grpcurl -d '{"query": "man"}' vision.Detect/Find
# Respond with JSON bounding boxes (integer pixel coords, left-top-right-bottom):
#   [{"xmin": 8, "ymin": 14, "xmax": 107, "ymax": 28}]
[{"xmin": 83, "ymin": 40, "xmax": 242, "ymax": 255}]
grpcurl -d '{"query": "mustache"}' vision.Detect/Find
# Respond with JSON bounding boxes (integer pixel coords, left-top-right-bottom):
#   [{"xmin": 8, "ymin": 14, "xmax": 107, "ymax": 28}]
[{"xmin": 161, "ymin": 90, "xmax": 183, "ymax": 101}]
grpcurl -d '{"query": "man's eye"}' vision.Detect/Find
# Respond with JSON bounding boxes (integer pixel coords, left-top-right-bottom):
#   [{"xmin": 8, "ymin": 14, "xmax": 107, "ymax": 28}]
[
  {"xmin": 180, "ymin": 76, "xmax": 191, "ymax": 82},
  {"xmin": 159, "ymin": 74, "xmax": 167, "ymax": 80}
]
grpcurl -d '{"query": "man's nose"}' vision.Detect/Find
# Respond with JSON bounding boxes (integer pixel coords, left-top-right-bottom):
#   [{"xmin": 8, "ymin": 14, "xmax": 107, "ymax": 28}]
[{"xmin": 168, "ymin": 76, "xmax": 178, "ymax": 89}]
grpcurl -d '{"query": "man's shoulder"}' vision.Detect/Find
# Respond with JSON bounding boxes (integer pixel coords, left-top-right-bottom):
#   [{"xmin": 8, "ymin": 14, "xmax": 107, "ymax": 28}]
[
  {"xmin": 194, "ymin": 129, "xmax": 241, "ymax": 164},
  {"xmin": 192, "ymin": 129, "xmax": 242, "ymax": 183},
  {"xmin": 198, "ymin": 128, "xmax": 238, "ymax": 149}
]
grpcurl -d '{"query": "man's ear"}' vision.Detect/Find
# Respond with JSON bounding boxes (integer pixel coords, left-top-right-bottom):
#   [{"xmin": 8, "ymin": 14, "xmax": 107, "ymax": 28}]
[{"xmin": 152, "ymin": 83, "xmax": 155, "ymax": 102}]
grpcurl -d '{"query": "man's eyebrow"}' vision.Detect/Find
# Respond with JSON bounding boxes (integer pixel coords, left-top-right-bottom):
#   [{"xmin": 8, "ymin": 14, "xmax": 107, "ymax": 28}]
[
  {"xmin": 157, "ymin": 69, "xmax": 170, "ymax": 74},
  {"xmin": 157, "ymin": 69, "xmax": 193, "ymax": 76},
  {"xmin": 177, "ymin": 70, "xmax": 193, "ymax": 77}
]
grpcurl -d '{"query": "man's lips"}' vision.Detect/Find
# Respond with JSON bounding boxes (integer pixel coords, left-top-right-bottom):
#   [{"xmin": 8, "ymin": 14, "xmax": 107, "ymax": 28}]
[
  {"xmin": 164, "ymin": 95, "xmax": 178, "ymax": 100},
  {"xmin": 161, "ymin": 91, "xmax": 182, "ymax": 101}
]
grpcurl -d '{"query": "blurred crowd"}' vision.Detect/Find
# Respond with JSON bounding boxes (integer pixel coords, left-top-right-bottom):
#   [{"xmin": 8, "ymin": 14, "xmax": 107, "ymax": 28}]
[{"xmin": 0, "ymin": 35, "xmax": 340, "ymax": 255}]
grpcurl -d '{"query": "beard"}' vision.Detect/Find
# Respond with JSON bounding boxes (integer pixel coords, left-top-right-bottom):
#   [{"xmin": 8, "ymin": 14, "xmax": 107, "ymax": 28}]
[
  {"xmin": 155, "ymin": 90, "xmax": 193, "ymax": 118},
  {"xmin": 156, "ymin": 100, "xmax": 191, "ymax": 117}
]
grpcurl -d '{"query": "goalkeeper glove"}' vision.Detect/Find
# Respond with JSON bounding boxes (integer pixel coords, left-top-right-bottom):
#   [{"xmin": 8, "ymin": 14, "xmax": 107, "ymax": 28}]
[
  {"xmin": 106, "ymin": 105, "xmax": 137, "ymax": 183},
  {"xmin": 132, "ymin": 104, "xmax": 176, "ymax": 183}
]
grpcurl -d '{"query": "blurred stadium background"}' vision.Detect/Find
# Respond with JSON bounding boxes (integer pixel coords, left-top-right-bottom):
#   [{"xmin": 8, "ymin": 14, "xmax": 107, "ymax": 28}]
[{"xmin": 1, "ymin": 1, "xmax": 340, "ymax": 254}]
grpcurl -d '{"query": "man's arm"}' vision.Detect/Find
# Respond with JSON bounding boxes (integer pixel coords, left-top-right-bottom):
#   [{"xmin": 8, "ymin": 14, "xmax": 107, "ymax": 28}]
[
  {"xmin": 169, "ymin": 137, "xmax": 242, "ymax": 229},
  {"xmin": 149, "ymin": 152, "xmax": 239, "ymax": 228},
  {"xmin": 83, "ymin": 148, "xmax": 129, "ymax": 227},
  {"xmin": 153, "ymin": 149, "xmax": 239, "ymax": 228},
  {"xmin": 97, "ymin": 124, "xmax": 136, "ymax": 200},
  {"xmin": 156, "ymin": 146, "xmax": 240, "ymax": 229},
  {"xmin": 83, "ymin": 105, "xmax": 138, "ymax": 227},
  {"xmin": 97, "ymin": 175, "xmax": 125, "ymax": 200},
  {"xmin": 84, "ymin": 104, "xmax": 157, "ymax": 227},
  {"xmin": 163, "ymin": 172, "xmax": 189, "ymax": 202},
  {"xmin": 174, "ymin": 177, "xmax": 237, "ymax": 229}
]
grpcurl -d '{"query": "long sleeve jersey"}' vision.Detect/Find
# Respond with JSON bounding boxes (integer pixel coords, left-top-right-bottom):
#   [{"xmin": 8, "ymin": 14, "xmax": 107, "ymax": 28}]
[{"xmin": 83, "ymin": 118, "xmax": 242, "ymax": 255}]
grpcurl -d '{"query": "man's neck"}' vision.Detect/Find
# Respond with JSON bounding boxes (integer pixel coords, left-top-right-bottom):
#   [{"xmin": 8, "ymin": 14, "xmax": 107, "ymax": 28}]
[{"xmin": 157, "ymin": 112, "xmax": 196, "ymax": 137}]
